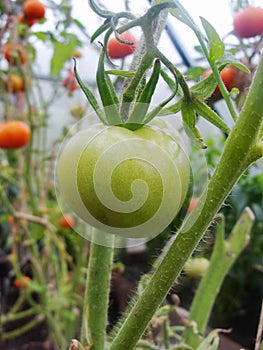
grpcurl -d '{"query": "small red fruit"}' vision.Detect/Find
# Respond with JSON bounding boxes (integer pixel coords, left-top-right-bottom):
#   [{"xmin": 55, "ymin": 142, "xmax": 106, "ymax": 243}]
[
  {"xmin": 107, "ymin": 32, "xmax": 137, "ymax": 59},
  {"xmin": 23, "ymin": 0, "xmax": 46, "ymax": 21},
  {"xmin": 18, "ymin": 12, "xmax": 37, "ymax": 27},
  {"xmin": 59, "ymin": 214, "xmax": 75, "ymax": 228},
  {"xmin": 3, "ymin": 43, "xmax": 27, "ymax": 65},
  {"xmin": 62, "ymin": 70, "xmax": 78, "ymax": 92},
  {"xmin": 233, "ymin": 7, "xmax": 263, "ymax": 38},
  {"xmin": 14, "ymin": 276, "xmax": 31, "ymax": 288},
  {"xmin": 0, "ymin": 121, "xmax": 31, "ymax": 149}
]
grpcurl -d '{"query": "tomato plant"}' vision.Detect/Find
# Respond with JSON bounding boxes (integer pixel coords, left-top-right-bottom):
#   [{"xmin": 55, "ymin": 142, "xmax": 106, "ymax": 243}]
[
  {"xmin": 23, "ymin": 0, "xmax": 46, "ymax": 21},
  {"xmin": 107, "ymin": 32, "xmax": 137, "ymax": 59},
  {"xmin": 13, "ymin": 276, "xmax": 31, "ymax": 289},
  {"xmin": 233, "ymin": 6, "xmax": 263, "ymax": 38},
  {"xmin": 0, "ymin": 121, "xmax": 31, "ymax": 149}
]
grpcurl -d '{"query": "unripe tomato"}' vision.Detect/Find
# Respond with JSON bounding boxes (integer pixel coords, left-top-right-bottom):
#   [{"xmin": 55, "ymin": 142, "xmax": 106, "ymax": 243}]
[
  {"xmin": 107, "ymin": 32, "xmax": 137, "ymax": 59},
  {"xmin": 4, "ymin": 74, "xmax": 24, "ymax": 93},
  {"xmin": 57, "ymin": 119, "xmax": 190, "ymax": 239},
  {"xmin": 23, "ymin": 0, "xmax": 46, "ymax": 20},
  {"xmin": 184, "ymin": 257, "xmax": 210, "ymax": 278},
  {"xmin": 59, "ymin": 213, "xmax": 75, "ymax": 228},
  {"xmin": 233, "ymin": 7, "xmax": 263, "ymax": 38},
  {"xmin": 0, "ymin": 121, "xmax": 31, "ymax": 149},
  {"xmin": 3, "ymin": 43, "xmax": 27, "ymax": 65}
]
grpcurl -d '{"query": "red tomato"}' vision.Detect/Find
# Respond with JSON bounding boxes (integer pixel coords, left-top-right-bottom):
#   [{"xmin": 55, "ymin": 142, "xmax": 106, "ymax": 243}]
[
  {"xmin": 203, "ymin": 66, "xmax": 237, "ymax": 99},
  {"xmin": 14, "ymin": 276, "xmax": 31, "ymax": 289},
  {"xmin": 3, "ymin": 43, "xmax": 27, "ymax": 65},
  {"xmin": 0, "ymin": 121, "xmax": 31, "ymax": 149},
  {"xmin": 59, "ymin": 214, "xmax": 75, "ymax": 228},
  {"xmin": 107, "ymin": 32, "xmax": 137, "ymax": 59},
  {"xmin": 23, "ymin": 0, "xmax": 46, "ymax": 20},
  {"xmin": 18, "ymin": 12, "xmax": 37, "ymax": 27},
  {"xmin": 233, "ymin": 7, "xmax": 263, "ymax": 38}
]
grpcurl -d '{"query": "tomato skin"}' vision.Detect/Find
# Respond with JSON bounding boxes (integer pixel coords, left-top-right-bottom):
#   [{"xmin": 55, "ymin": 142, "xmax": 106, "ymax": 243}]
[
  {"xmin": 3, "ymin": 43, "xmax": 27, "ymax": 65},
  {"xmin": 23, "ymin": 0, "xmax": 46, "ymax": 20},
  {"xmin": 233, "ymin": 7, "xmax": 263, "ymax": 38},
  {"xmin": 59, "ymin": 214, "xmax": 75, "ymax": 228},
  {"xmin": 57, "ymin": 119, "xmax": 190, "ymax": 239},
  {"xmin": 0, "ymin": 121, "xmax": 31, "ymax": 149},
  {"xmin": 107, "ymin": 32, "xmax": 137, "ymax": 59},
  {"xmin": 4, "ymin": 74, "xmax": 24, "ymax": 93}
]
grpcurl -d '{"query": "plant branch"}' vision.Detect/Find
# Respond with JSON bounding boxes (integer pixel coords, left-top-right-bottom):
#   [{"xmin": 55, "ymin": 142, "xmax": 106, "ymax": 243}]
[{"xmin": 109, "ymin": 51, "xmax": 263, "ymax": 350}]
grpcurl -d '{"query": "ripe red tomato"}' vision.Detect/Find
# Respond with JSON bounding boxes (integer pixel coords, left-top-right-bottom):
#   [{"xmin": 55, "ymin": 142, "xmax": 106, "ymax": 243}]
[
  {"xmin": 203, "ymin": 66, "xmax": 237, "ymax": 99},
  {"xmin": 59, "ymin": 214, "xmax": 75, "ymax": 228},
  {"xmin": 18, "ymin": 12, "xmax": 37, "ymax": 27},
  {"xmin": 233, "ymin": 7, "xmax": 263, "ymax": 38},
  {"xmin": 23, "ymin": 0, "xmax": 46, "ymax": 20},
  {"xmin": 4, "ymin": 74, "xmax": 24, "ymax": 93},
  {"xmin": 107, "ymin": 32, "xmax": 137, "ymax": 59},
  {"xmin": 3, "ymin": 43, "xmax": 27, "ymax": 65},
  {"xmin": 14, "ymin": 276, "xmax": 31, "ymax": 289},
  {"xmin": 0, "ymin": 121, "xmax": 31, "ymax": 149}
]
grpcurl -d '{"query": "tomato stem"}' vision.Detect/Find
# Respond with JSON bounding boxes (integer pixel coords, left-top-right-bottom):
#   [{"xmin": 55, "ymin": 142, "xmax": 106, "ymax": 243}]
[{"xmin": 109, "ymin": 47, "xmax": 263, "ymax": 350}]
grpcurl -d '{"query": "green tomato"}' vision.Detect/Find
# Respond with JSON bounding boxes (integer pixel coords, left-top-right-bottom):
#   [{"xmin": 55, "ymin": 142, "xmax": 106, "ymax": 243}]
[{"xmin": 57, "ymin": 119, "xmax": 190, "ymax": 239}]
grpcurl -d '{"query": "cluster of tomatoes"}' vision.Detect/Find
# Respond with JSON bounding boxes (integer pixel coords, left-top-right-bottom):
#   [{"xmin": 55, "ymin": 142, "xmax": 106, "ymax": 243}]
[{"xmin": 0, "ymin": 1, "xmax": 45, "ymax": 150}]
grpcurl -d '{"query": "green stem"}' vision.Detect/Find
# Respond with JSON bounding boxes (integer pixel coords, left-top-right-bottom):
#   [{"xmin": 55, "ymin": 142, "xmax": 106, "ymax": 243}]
[
  {"xmin": 184, "ymin": 208, "xmax": 254, "ymax": 348},
  {"xmin": 81, "ymin": 231, "xmax": 114, "ymax": 349},
  {"xmin": 109, "ymin": 51, "xmax": 263, "ymax": 350}
]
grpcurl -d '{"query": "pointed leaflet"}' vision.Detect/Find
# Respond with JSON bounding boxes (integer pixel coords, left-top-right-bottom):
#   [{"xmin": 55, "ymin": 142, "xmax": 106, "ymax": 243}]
[
  {"xmin": 73, "ymin": 58, "xmax": 107, "ymax": 124},
  {"xmin": 200, "ymin": 17, "xmax": 224, "ymax": 62}
]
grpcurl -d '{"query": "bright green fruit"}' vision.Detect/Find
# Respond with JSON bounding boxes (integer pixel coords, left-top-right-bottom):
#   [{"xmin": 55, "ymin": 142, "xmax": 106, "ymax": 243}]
[{"xmin": 57, "ymin": 119, "xmax": 190, "ymax": 239}]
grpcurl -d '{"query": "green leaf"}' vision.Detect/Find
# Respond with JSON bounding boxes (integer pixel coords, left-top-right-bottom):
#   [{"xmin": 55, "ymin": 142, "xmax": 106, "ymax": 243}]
[
  {"xmin": 90, "ymin": 20, "xmax": 111, "ymax": 43},
  {"xmin": 106, "ymin": 69, "xmax": 136, "ymax": 77},
  {"xmin": 50, "ymin": 40, "xmax": 78, "ymax": 76},
  {"xmin": 200, "ymin": 17, "xmax": 224, "ymax": 61},
  {"xmin": 217, "ymin": 51, "xmax": 250, "ymax": 73}
]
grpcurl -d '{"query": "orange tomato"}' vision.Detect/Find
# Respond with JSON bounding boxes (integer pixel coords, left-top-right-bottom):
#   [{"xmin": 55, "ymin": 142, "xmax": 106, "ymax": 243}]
[
  {"xmin": 23, "ymin": 0, "xmax": 46, "ymax": 20},
  {"xmin": 3, "ymin": 43, "xmax": 27, "ymax": 65},
  {"xmin": 234, "ymin": 7, "xmax": 263, "ymax": 38},
  {"xmin": 59, "ymin": 214, "xmax": 75, "ymax": 228},
  {"xmin": 107, "ymin": 32, "xmax": 137, "ymax": 59},
  {"xmin": 14, "ymin": 276, "xmax": 31, "ymax": 288},
  {"xmin": 0, "ymin": 121, "xmax": 31, "ymax": 149},
  {"xmin": 4, "ymin": 74, "xmax": 24, "ymax": 93},
  {"xmin": 203, "ymin": 66, "xmax": 237, "ymax": 99}
]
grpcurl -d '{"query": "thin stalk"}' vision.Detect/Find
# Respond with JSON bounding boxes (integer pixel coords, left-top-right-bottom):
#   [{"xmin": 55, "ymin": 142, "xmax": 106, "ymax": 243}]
[
  {"xmin": 109, "ymin": 50, "xmax": 263, "ymax": 350},
  {"xmin": 81, "ymin": 231, "xmax": 114, "ymax": 349},
  {"xmin": 184, "ymin": 208, "xmax": 254, "ymax": 348}
]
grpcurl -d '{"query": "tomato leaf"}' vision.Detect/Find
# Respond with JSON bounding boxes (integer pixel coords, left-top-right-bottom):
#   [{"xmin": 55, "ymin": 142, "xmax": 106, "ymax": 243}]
[
  {"xmin": 200, "ymin": 17, "xmax": 224, "ymax": 62},
  {"xmin": 50, "ymin": 36, "xmax": 80, "ymax": 76},
  {"xmin": 90, "ymin": 20, "xmax": 111, "ymax": 43},
  {"xmin": 106, "ymin": 70, "xmax": 136, "ymax": 77},
  {"xmin": 217, "ymin": 51, "xmax": 250, "ymax": 73}
]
